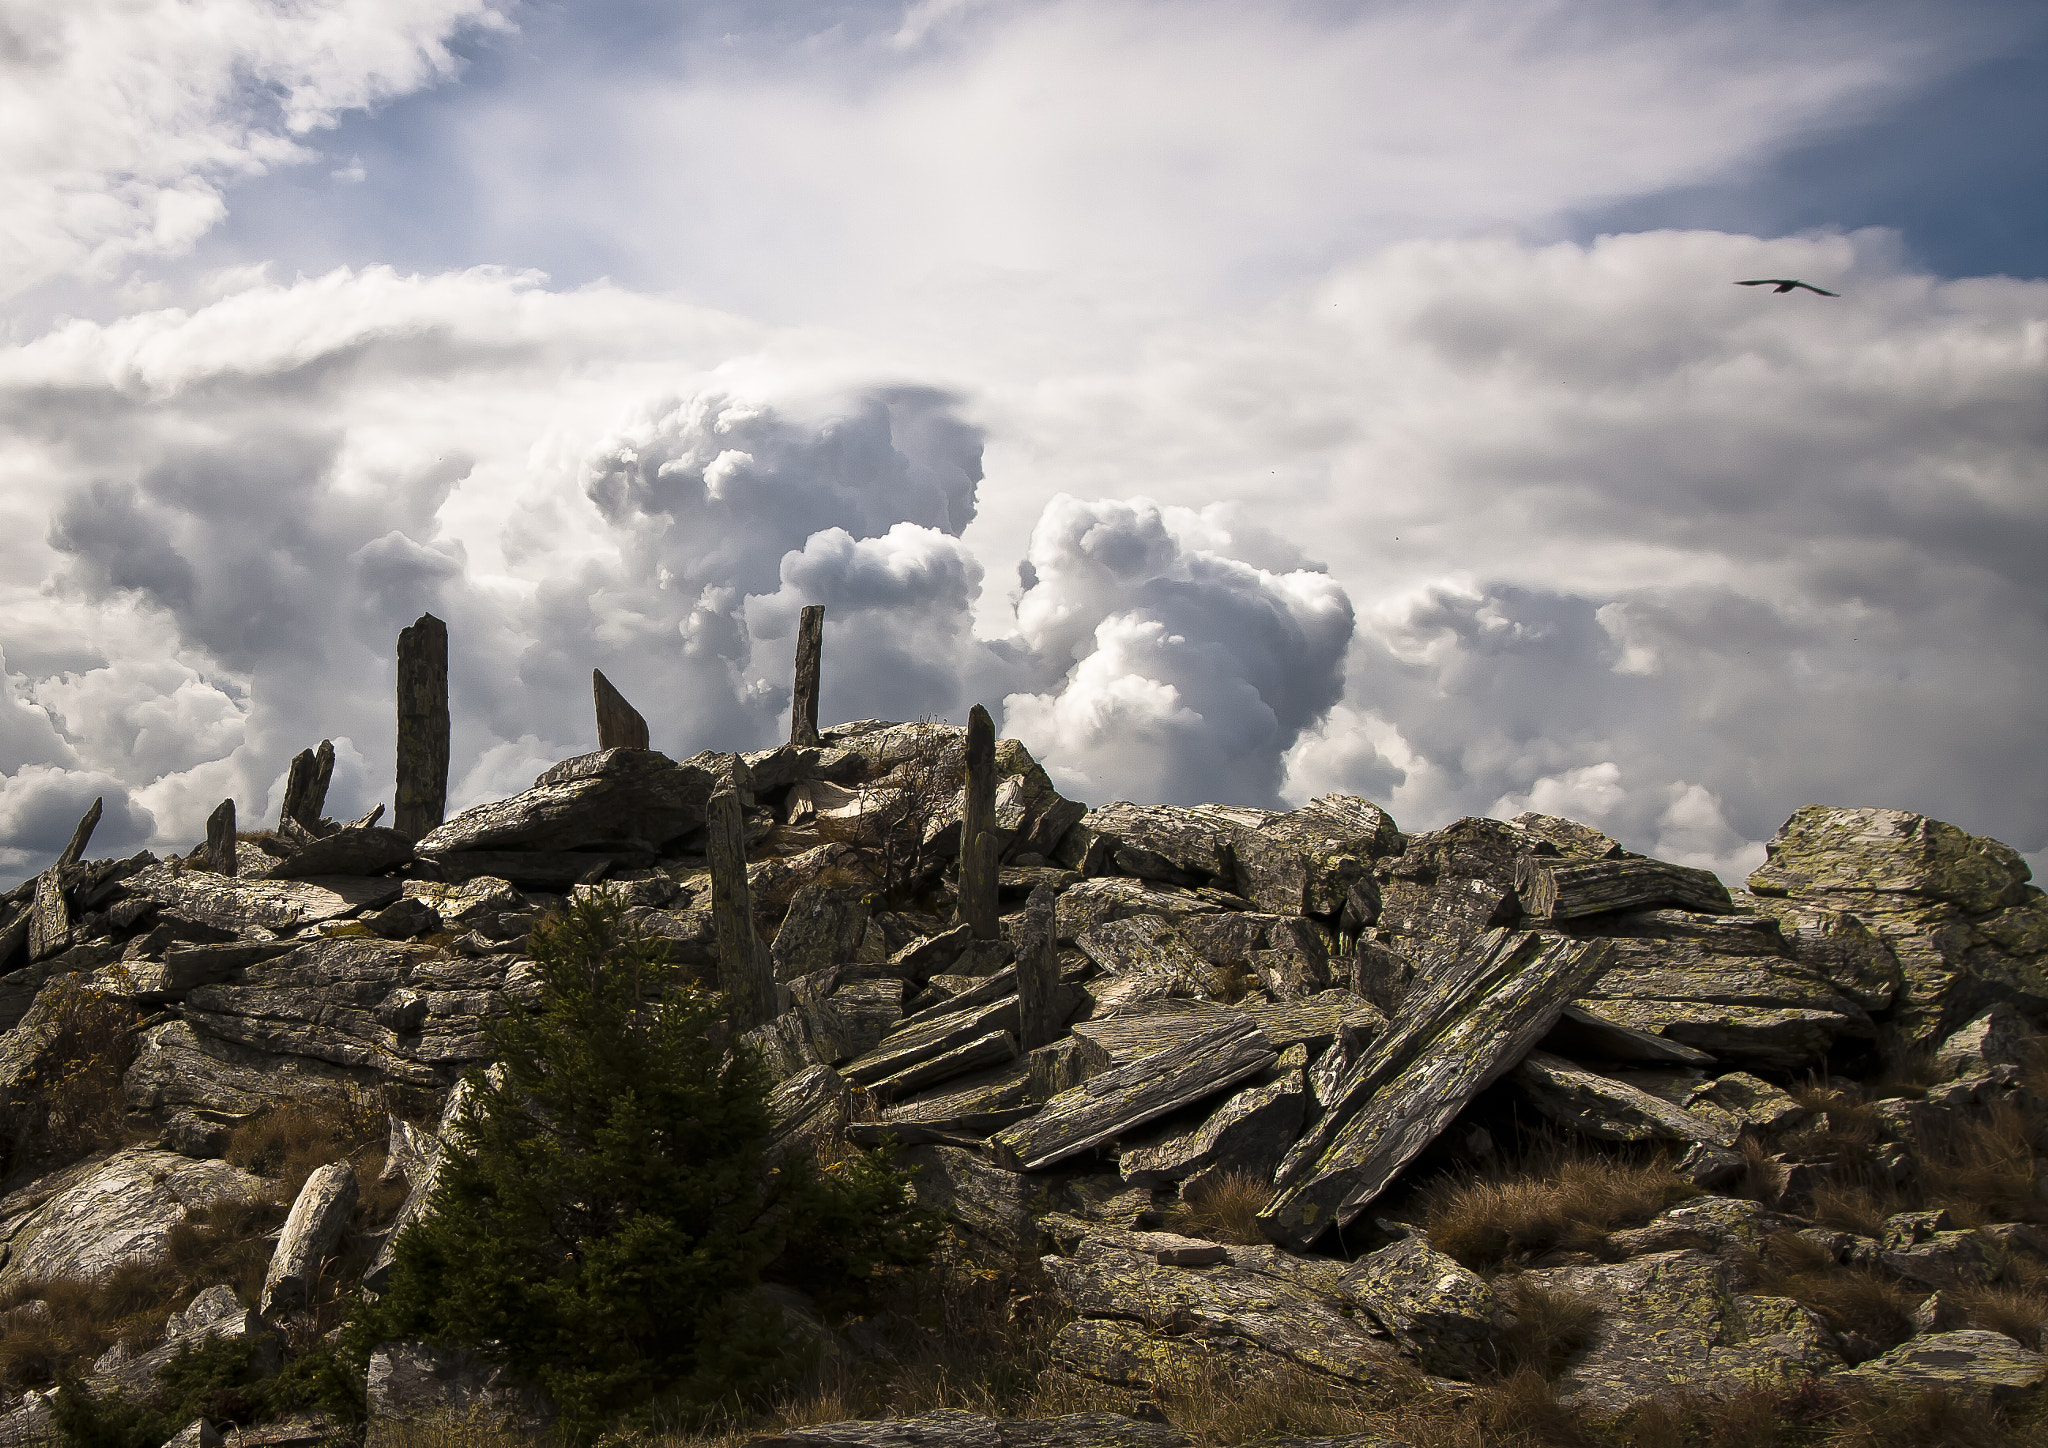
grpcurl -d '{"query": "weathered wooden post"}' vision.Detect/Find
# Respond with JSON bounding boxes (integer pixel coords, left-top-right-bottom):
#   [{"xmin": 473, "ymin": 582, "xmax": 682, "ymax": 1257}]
[
  {"xmin": 790, "ymin": 605, "xmax": 824, "ymax": 747},
  {"xmin": 593, "ymin": 669, "xmax": 650, "ymax": 751},
  {"xmin": 28, "ymin": 797, "xmax": 101, "ymax": 962},
  {"xmin": 708, "ymin": 788, "xmax": 778, "ymax": 1029},
  {"xmin": 958, "ymin": 703, "xmax": 999, "ymax": 939},
  {"xmin": 205, "ymin": 799, "xmax": 238, "ymax": 876},
  {"xmin": 1014, "ymin": 882, "xmax": 1063, "ymax": 1050},
  {"xmin": 395, "ymin": 613, "xmax": 449, "ymax": 841}
]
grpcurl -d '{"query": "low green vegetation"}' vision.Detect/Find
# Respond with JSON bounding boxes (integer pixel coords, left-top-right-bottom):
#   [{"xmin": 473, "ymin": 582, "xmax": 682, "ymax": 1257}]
[{"xmin": 348, "ymin": 895, "xmax": 938, "ymax": 1437}]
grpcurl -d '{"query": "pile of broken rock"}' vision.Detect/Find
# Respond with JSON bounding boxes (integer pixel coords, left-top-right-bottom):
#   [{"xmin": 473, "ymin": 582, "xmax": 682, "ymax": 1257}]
[{"xmin": 0, "ymin": 717, "xmax": 2045, "ymax": 1444}]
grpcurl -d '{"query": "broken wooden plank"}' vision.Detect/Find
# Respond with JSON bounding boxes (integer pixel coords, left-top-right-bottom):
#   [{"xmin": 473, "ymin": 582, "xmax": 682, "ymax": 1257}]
[
  {"xmin": 1540, "ymin": 1001, "xmax": 1715, "ymax": 1066},
  {"xmin": 991, "ymin": 1015, "xmax": 1275, "ymax": 1172},
  {"xmin": 1511, "ymin": 1049, "xmax": 1736, "ymax": 1147},
  {"xmin": 1259, "ymin": 930, "xmax": 1612, "ymax": 1248},
  {"xmin": 395, "ymin": 613, "xmax": 449, "ymax": 840},
  {"xmin": 1515, "ymin": 855, "xmax": 1731, "ymax": 920},
  {"xmin": 593, "ymin": 669, "xmax": 651, "ymax": 751},
  {"xmin": 790, "ymin": 604, "xmax": 825, "ymax": 747}
]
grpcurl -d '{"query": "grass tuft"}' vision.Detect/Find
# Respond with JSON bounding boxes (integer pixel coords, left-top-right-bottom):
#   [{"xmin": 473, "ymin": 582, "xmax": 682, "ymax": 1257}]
[
  {"xmin": 1421, "ymin": 1153, "xmax": 1699, "ymax": 1272},
  {"xmin": 1167, "ymin": 1172, "xmax": 1274, "ymax": 1246}
]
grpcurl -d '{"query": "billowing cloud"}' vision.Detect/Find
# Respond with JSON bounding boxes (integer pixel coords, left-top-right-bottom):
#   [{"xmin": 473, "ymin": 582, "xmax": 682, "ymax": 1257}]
[
  {"xmin": 0, "ymin": 0, "xmax": 504, "ymax": 303},
  {"xmin": 1002, "ymin": 496, "xmax": 1354, "ymax": 807}
]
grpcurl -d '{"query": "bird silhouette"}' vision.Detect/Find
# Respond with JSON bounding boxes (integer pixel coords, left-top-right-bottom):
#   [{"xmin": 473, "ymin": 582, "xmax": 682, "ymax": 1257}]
[{"xmin": 1736, "ymin": 279, "xmax": 1839, "ymax": 296}]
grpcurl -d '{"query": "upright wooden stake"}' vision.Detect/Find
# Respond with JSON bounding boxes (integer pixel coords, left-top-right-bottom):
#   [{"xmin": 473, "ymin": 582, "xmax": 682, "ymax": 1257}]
[
  {"xmin": 593, "ymin": 669, "xmax": 651, "ymax": 751},
  {"xmin": 395, "ymin": 613, "xmax": 449, "ymax": 841},
  {"xmin": 708, "ymin": 788, "xmax": 778, "ymax": 1028},
  {"xmin": 205, "ymin": 799, "xmax": 238, "ymax": 876},
  {"xmin": 790, "ymin": 605, "xmax": 825, "ymax": 747},
  {"xmin": 958, "ymin": 703, "xmax": 999, "ymax": 939}
]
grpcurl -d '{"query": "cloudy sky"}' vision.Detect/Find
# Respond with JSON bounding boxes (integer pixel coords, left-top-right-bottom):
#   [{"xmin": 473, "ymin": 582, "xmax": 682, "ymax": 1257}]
[{"xmin": 3, "ymin": 0, "xmax": 2045, "ymax": 889}]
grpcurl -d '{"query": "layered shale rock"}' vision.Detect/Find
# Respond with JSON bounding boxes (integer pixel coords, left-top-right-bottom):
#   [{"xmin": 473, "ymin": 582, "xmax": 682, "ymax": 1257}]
[{"xmin": 5, "ymin": 712, "xmax": 2048, "ymax": 1435}]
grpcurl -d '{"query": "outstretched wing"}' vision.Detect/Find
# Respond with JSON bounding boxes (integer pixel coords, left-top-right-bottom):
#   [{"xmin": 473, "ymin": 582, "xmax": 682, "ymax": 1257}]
[{"xmin": 1734, "ymin": 278, "xmax": 1838, "ymax": 296}]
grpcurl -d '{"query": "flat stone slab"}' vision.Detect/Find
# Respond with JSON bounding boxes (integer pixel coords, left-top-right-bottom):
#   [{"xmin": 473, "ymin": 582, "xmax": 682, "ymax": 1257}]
[
  {"xmin": 1520, "ymin": 1249, "xmax": 1840, "ymax": 1414},
  {"xmin": 1042, "ymin": 1239, "xmax": 1400, "ymax": 1387},
  {"xmin": 1833, "ymin": 1329, "xmax": 2048, "ymax": 1402},
  {"xmin": 117, "ymin": 865, "xmax": 401, "ymax": 933}
]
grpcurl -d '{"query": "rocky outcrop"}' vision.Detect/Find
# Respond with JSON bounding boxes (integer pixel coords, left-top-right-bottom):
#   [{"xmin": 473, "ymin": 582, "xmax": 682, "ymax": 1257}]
[
  {"xmin": 10, "ymin": 708, "xmax": 2048, "ymax": 1439},
  {"xmin": 1748, "ymin": 806, "xmax": 2047, "ymax": 1044},
  {"xmin": 1519, "ymin": 1250, "xmax": 1840, "ymax": 1412},
  {"xmin": 0, "ymin": 1148, "xmax": 263, "ymax": 1291}
]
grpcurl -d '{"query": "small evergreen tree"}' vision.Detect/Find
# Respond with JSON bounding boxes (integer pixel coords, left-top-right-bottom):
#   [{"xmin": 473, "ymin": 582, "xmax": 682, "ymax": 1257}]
[{"xmin": 352, "ymin": 895, "xmax": 933, "ymax": 1435}]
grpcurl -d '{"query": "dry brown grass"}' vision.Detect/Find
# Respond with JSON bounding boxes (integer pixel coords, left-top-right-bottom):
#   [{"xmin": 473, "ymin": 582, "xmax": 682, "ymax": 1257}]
[
  {"xmin": 1167, "ymin": 1170, "xmax": 1274, "ymax": 1245},
  {"xmin": 1494, "ymin": 1278, "xmax": 1602, "ymax": 1380},
  {"xmin": 354, "ymin": 1357, "xmax": 2048, "ymax": 1448},
  {"xmin": 1953, "ymin": 1281, "xmax": 2048, "ymax": 1350},
  {"xmin": 0, "ymin": 1092, "xmax": 415, "ymax": 1391},
  {"xmin": 1421, "ymin": 1154, "xmax": 1700, "ymax": 1272},
  {"xmin": 225, "ymin": 1091, "xmax": 389, "ymax": 1200},
  {"xmin": 1916, "ymin": 1098, "xmax": 2048, "ymax": 1226},
  {"xmin": 1809, "ymin": 1182, "xmax": 1893, "ymax": 1239},
  {"xmin": 1740, "ymin": 1231, "xmax": 1920, "ymax": 1352}
]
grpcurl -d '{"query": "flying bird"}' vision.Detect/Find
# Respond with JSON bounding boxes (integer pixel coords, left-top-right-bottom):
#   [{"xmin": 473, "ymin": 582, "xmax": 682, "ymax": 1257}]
[{"xmin": 1735, "ymin": 279, "xmax": 1839, "ymax": 296}]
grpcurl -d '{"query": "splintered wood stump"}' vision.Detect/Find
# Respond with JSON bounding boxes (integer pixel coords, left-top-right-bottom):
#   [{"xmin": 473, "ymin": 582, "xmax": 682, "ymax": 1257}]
[
  {"xmin": 1258, "ymin": 929, "xmax": 1614, "ymax": 1248},
  {"xmin": 709, "ymin": 788, "xmax": 778, "ymax": 1029},
  {"xmin": 28, "ymin": 796, "xmax": 101, "ymax": 962},
  {"xmin": 958, "ymin": 703, "xmax": 998, "ymax": 939},
  {"xmin": 395, "ymin": 613, "xmax": 449, "ymax": 841},
  {"xmin": 593, "ymin": 669, "xmax": 650, "ymax": 751},
  {"xmin": 1014, "ymin": 882, "xmax": 1064, "ymax": 1050},
  {"xmin": 205, "ymin": 799, "xmax": 238, "ymax": 876},
  {"xmin": 790, "ymin": 605, "xmax": 824, "ymax": 747},
  {"xmin": 1514, "ymin": 855, "xmax": 1732, "ymax": 920}
]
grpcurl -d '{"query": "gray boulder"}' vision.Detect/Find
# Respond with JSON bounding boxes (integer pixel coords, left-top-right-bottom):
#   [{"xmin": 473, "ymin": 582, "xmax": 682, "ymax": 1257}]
[
  {"xmin": 0, "ymin": 1148, "xmax": 263, "ymax": 1291},
  {"xmin": 1834, "ymin": 1330, "xmax": 2048, "ymax": 1403},
  {"xmin": 1340, "ymin": 1235, "xmax": 1501, "ymax": 1379},
  {"xmin": 1518, "ymin": 1249, "xmax": 1839, "ymax": 1413},
  {"xmin": 1747, "ymin": 805, "xmax": 2047, "ymax": 1044},
  {"xmin": 260, "ymin": 1161, "xmax": 358, "ymax": 1316},
  {"xmin": 1042, "ymin": 1237, "xmax": 1400, "ymax": 1388},
  {"xmin": 417, "ymin": 748, "xmax": 719, "ymax": 856},
  {"xmin": 366, "ymin": 1340, "xmax": 550, "ymax": 1435}
]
